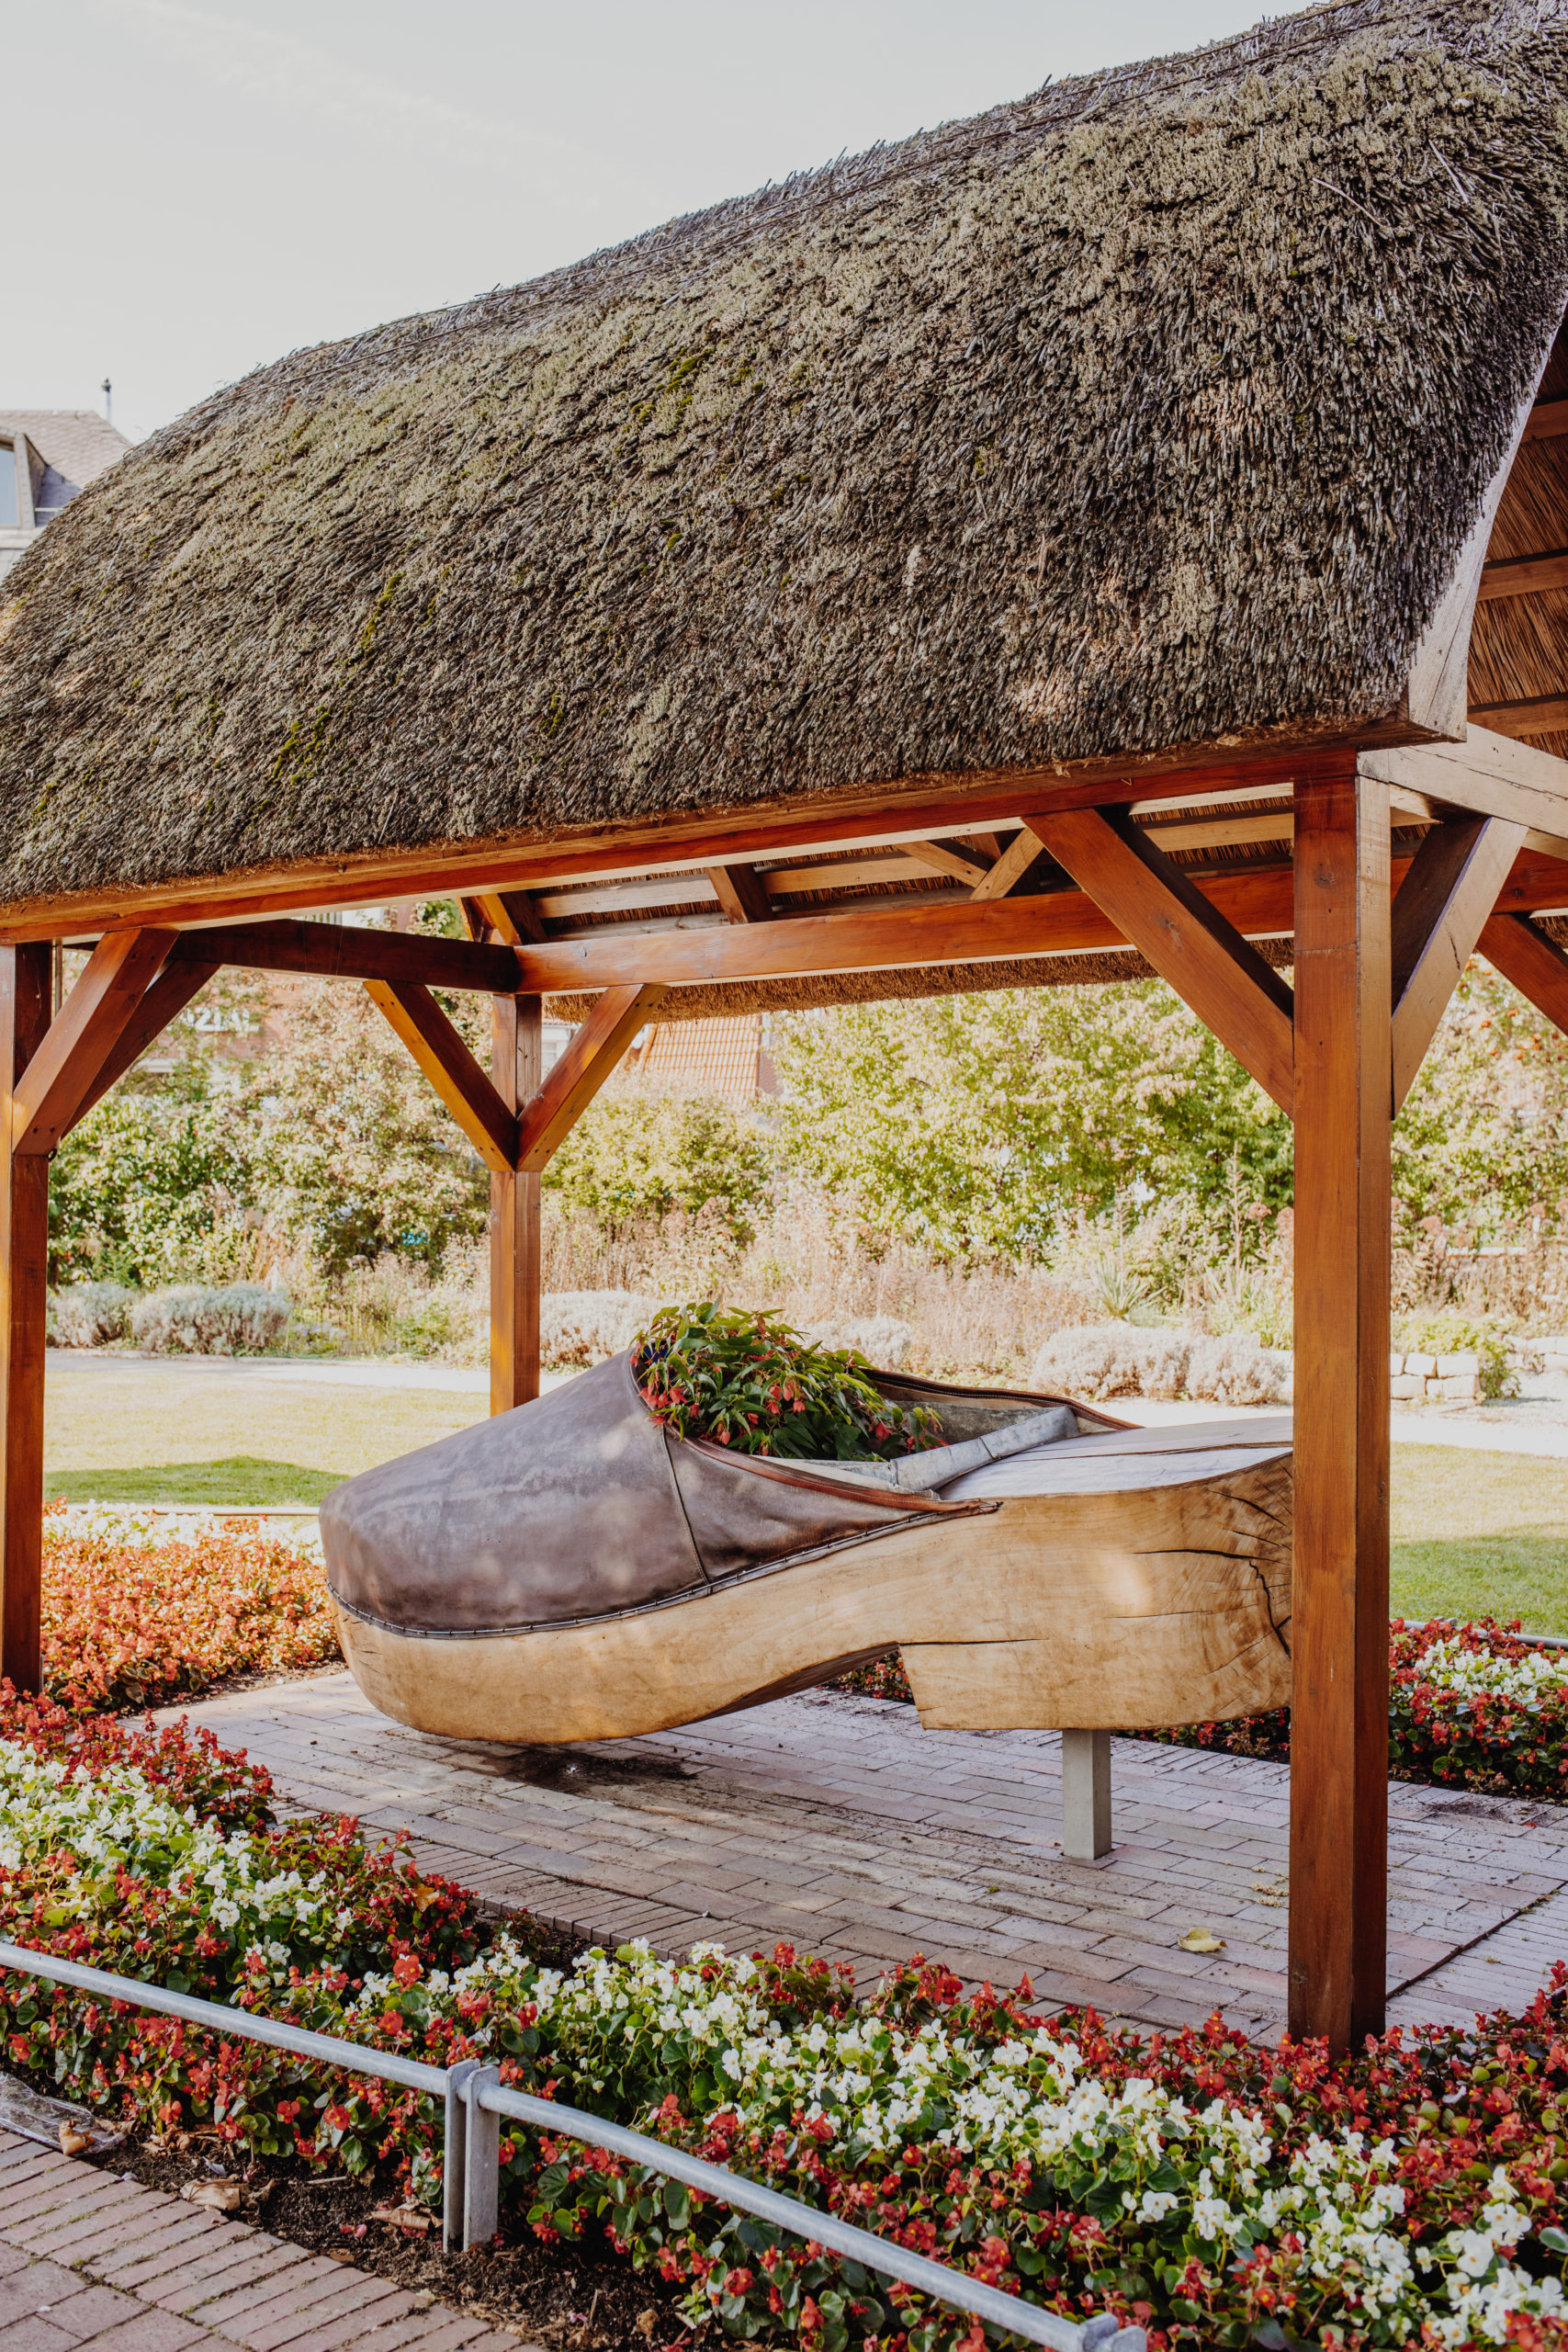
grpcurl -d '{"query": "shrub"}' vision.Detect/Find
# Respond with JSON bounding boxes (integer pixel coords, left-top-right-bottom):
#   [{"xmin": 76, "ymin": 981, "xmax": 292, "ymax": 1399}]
[
  {"xmin": 49, "ymin": 1281, "xmax": 136, "ymax": 1348},
  {"xmin": 388, "ymin": 1298, "xmax": 465, "ymax": 1358},
  {"xmin": 545, "ymin": 1091, "xmax": 771, "ymax": 1241},
  {"xmin": 1395, "ymin": 1311, "xmax": 1517, "ymax": 1400},
  {"xmin": 540, "ymin": 1289, "xmax": 658, "ymax": 1367},
  {"xmin": 1029, "ymin": 1323, "xmax": 1284, "ymax": 1405},
  {"xmin": 130, "ymin": 1283, "xmax": 291, "ymax": 1355}
]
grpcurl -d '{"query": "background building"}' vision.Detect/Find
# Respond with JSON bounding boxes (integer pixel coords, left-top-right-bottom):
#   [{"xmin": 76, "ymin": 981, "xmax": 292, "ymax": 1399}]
[{"xmin": 0, "ymin": 410, "xmax": 129, "ymax": 582}]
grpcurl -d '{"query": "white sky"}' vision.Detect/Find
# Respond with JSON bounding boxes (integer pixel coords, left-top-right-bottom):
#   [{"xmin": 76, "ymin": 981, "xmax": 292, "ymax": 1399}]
[{"xmin": 10, "ymin": 0, "xmax": 1267, "ymax": 445}]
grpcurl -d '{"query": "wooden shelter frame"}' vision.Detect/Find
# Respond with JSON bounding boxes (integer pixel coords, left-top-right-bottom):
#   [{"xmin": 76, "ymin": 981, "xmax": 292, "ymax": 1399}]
[{"xmin": 3, "ymin": 724, "xmax": 1568, "ymax": 2049}]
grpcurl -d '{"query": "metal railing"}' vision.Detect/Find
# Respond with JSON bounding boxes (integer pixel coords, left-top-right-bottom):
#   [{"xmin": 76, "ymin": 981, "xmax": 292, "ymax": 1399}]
[{"xmin": 0, "ymin": 1940, "xmax": 1145, "ymax": 2352}]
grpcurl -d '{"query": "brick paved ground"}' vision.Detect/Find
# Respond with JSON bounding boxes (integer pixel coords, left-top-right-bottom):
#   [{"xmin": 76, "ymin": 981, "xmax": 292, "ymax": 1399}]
[
  {"xmin": 179, "ymin": 1674, "xmax": 1568, "ymax": 2039},
  {"xmin": 0, "ymin": 2126, "xmax": 524, "ymax": 2350}
]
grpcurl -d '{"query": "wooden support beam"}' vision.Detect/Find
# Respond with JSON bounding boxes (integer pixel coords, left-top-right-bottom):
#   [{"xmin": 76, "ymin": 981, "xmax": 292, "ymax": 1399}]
[
  {"xmin": 1468, "ymin": 695, "xmax": 1568, "ymax": 738},
  {"xmin": 69, "ymin": 959, "xmax": 220, "ymax": 1132},
  {"xmin": 0, "ymin": 945, "xmax": 51, "ymax": 1691},
  {"xmin": 364, "ymin": 980, "xmax": 518, "ymax": 1173},
  {"xmin": 1030, "ymin": 808, "xmax": 1296, "ymax": 1113},
  {"xmin": 1523, "ymin": 396, "xmax": 1568, "ymax": 441},
  {"xmin": 1143, "ymin": 808, "xmax": 1295, "ymax": 854},
  {"xmin": 1390, "ymin": 817, "xmax": 1526, "ymax": 1108},
  {"xmin": 491, "ymin": 995, "xmax": 542, "ymax": 1417},
  {"xmin": 170, "ymin": 920, "xmax": 520, "ymax": 994},
  {"xmin": 1289, "ymin": 762, "xmax": 1392, "ymax": 2051},
  {"xmin": 12, "ymin": 928, "xmax": 177, "ymax": 1156},
  {"xmin": 1478, "ymin": 548, "xmax": 1568, "ymax": 602},
  {"xmin": 706, "ymin": 865, "xmax": 772, "ymax": 924},
  {"xmin": 515, "ymin": 983, "xmax": 667, "ymax": 1175},
  {"xmin": 1478, "ymin": 911, "xmax": 1568, "ymax": 1033}
]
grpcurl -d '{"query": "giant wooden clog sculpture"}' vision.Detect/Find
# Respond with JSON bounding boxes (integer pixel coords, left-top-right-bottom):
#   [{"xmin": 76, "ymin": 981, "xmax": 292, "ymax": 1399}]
[{"xmin": 321, "ymin": 1354, "xmax": 1292, "ymax": 1744}]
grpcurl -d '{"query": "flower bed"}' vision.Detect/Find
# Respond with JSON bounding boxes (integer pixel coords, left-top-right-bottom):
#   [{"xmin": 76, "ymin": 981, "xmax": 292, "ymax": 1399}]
[
  {"xmin": 41, "ymin": 1503, "xmax": 339, "ymax": 1711},
  {"xmin": 4, "ymin": 1695, "xmax": 1568, "ymax": 2347},
  {"xmin": 839, "ymin": 1622, "xmax": 1568, "ymax": 1806}
]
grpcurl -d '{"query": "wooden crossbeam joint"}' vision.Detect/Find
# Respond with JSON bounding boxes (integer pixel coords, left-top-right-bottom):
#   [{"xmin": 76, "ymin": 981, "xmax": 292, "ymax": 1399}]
[
  {"xmin": 364, "ymin": 980, "xmax": 518, "ymax": 1173},
  {"xmin": 1389, "ymin": 816, "xmax": 1526, "ymax": 1109},
  {"xmin": 1032, "ymin": 807, "xmax": 1296, "ymax": 1114},
  {"xmin": 515, "ymin": 983, "xmax": 667, "ymax": 1175}
]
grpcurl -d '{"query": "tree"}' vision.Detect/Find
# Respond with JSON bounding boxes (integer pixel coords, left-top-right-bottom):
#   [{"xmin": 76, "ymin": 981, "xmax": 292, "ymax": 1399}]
[{"xmin": 772, "ymin": 984, "xmax": 1292, "ymax": 1262}]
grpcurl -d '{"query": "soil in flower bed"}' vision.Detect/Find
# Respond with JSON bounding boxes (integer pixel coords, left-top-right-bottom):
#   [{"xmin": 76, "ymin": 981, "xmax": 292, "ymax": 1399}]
[{"xmin": 87, "ymin": 2122, "xmax": 714, "ymax": 2352}]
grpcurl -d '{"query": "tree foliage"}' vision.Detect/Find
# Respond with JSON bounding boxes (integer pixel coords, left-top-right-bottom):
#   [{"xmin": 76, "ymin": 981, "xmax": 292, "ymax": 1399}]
[
  {"xmin": 544, "ymin": 1089, "xmax": 772, "ymax": 1239},
  {"xmin": 773, "ymin": 984, "xmax": 1292, "ymax": 1262}
]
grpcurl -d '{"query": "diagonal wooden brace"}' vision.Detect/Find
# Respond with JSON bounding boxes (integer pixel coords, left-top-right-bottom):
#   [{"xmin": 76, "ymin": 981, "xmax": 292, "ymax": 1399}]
[
  {"xmin": 365, "ymin": 979, "xmax": 519, "ymax": 1173},
  {"xmin": 1031, "ymin": 807, "xmax": 1295, "ymax": 1113},
  {"xmin": 68, "ymin": 958, "xmax": 221, "ymax": 1133},
  {"xmin": 13, "ymin": 928, "xmax": 180, "ymax": 1155},
  {"xmin": 515, "ymin": 983, "xmax": 667, "ymax": 1175},
  {"xmin": 1390, "ymin": 816, "xmax": 1526, "ymax": 1108},
  {"xmin": 1478, "ymin": 910, "xmax": 1568, "ymax": 1035}
]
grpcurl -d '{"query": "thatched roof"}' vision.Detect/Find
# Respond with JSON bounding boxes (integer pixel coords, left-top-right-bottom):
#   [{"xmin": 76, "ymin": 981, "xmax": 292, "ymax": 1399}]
[{"xmin": 2, "ymin": 0, "xmax": 1568, "ymax": 917}]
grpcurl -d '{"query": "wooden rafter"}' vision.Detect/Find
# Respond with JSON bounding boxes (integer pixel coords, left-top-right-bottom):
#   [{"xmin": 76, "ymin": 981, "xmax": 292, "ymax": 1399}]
[
  {"xmin": 515, "ymin": 983, "xmax": 667, "ymax": 1175},
  {"xmin": 1466, "ymin": 695, "xmax": 1568, "ymax": 738},
  {"xmin": 468, "ymin": 891, "xmax": 547, "ymax": 945},
  {"xmin": 906, "ymin": 840, "xmax": 994, "ymax": 885},
  {"xmin": 1478, "ymin": 548, "xmax": 1568, "ymax": 602},
  {"xmin": 1523, "ymin": 396, "xmax": 1568, "ymax": 441},
  {"xmin": 1478, "ymin": 911, "xmax": 1568, "ymax": 1035},
  {"xmin": 1029, "ymin": 808, "xmax": 1296, "ymax": 1113},
  {"xmin": 1389, "ymin": 817, "xmax": 1526, "ymax": 1108},
  {"xmin": 706, "ymin": 865, "xmax": 772, "ymax": 923},
  {"xmin": 13, "ymin": 928, "xmax": 178, "ymax": 1156},
  {"xmin": 364, "ymin": 980, "xmax": 518, "ymax": 1173}
]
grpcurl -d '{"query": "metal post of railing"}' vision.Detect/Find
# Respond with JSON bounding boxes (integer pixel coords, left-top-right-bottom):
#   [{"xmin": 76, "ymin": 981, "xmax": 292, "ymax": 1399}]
[
  {"xmin": 0, "ymin": 1940, "xmax": 1145, "ymax": 2351},
  {"xmin": 461, "ymin": 2063, "xmax": 502, "ymax": 2251},
  {"xmin": 443, "ymin": 2056, "xmax": 481, "ymax": 2254}
]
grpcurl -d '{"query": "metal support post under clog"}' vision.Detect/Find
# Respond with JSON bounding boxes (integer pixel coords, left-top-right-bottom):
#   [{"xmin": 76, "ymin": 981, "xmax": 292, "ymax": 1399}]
[{"xmin": 1061, "ymin": 1730, "xmax": 1111, "ymax": 1860}]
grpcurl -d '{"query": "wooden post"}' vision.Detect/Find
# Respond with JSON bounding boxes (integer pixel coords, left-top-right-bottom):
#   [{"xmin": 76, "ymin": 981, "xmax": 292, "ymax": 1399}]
[
  {"xmin": 1289, "ymin": 761, "xmax": 1392, "ymax": 2048},
  {"xmin": 490, "ymin": 993, "xmax": 542, "ymax": 1416},
  {"xmin": 0, "ymin": 945, "xmax": 51, "ymax": 1691}
]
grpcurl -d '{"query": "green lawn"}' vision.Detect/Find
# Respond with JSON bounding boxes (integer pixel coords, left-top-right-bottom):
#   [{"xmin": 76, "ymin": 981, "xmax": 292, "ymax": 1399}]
[
  {"xmin": 1391, "ymin": 1443, "xmax": 1568, "ymax": 1634},
  {"xmin": 42, "ymin": 1363, "xmax": 486, "ymax": 1508},
  {"xmin": 44, "ymin": 1455, "xmax": 347, "ymax": 1507}
]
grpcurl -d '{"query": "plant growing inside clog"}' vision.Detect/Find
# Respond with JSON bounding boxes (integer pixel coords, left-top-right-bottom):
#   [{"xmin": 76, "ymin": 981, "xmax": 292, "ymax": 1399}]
[{"xmin": 633, "ymin": 1302, "xmax": 942, "ymax": 1460}]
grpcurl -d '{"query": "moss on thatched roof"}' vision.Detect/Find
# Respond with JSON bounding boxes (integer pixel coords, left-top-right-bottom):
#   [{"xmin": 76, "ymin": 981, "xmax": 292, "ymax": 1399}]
[{"xmin": 3, "ymin": 0, "xmax": 1568, "ymax": 914}]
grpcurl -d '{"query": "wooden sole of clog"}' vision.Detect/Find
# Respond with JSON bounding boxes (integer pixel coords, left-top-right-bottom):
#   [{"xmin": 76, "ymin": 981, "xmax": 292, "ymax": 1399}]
[{"xmin": 332, "ymin": 1447, "xmax": 1292, "ymax": 1745}]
